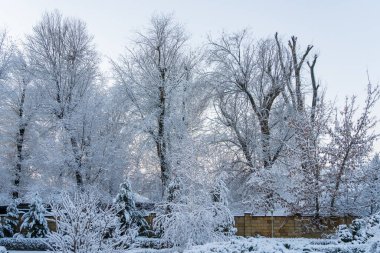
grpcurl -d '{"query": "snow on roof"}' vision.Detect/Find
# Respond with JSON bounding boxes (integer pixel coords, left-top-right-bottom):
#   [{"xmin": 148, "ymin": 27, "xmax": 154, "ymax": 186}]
[{"xmin": 133, "ymin": 192, "xmax": 150, "ymax": 203}]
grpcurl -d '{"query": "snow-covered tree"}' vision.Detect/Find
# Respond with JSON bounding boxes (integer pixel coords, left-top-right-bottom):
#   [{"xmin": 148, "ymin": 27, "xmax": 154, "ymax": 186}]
[
  {"xmin": 206, "ymin": 30, "xmax": 338, "ymax": 217},
  {"xmin": 208, "ymin": 31, "xmax": 295, "ymax": 170},
  {"xmin": 112, "ymin": 14, "xmax": 200, "ymax": 197},
  {"xmin": 0, "ymin": 30, "xmax": 17, "ymax": 199},
  {"xmin": 20, "ymin": 194, "xmax": 49, "ymax": 238},
  {"xmin": 0, "ymin": 51, "xmax": 36, "ymax": 199},
  {"xmin": 206, "ymin": 31, "xmax": 297, "ymax": 212},
  {"xmin": 285, "ymin": 95, "xmax": 333, "ymax": 218},
  {"xmin": 327, "ymin": 83, "xmax": 380, "ymax": 214},
  {"xmin": 3, "ymin": 200, "xmax": 20, "ymax": 237},
  {"xmin": 25, "ymin": 10, "xmax": 100, "ymax": 188},
  {"xmin": 114, "ymin": 179, "xmax": 149, "ymax": 237}
]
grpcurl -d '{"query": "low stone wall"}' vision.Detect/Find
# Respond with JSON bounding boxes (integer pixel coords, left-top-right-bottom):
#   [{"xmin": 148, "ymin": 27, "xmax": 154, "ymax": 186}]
[{"xmin": 234, "ymin": 213, "xmax": 354, "ymax": 238}]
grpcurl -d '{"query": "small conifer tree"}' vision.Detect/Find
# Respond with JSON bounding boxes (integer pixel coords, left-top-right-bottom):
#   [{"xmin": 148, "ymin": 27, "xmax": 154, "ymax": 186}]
[
  {"xmin": 3, "ymin": 201, "xmax": 20, "ymax": 237},
  {"xmin": 20, "ymin": 194, "xmax": 49, "ymax": 238},
  {"xmin": 114, "ymin": 179, "xmax": 149, "ymax": 236}
]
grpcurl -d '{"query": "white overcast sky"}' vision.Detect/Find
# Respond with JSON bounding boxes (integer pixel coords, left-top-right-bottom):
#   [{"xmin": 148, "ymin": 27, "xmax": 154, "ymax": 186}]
[{"xmin": 1, "ymin": 0, "xmax": 380, "ymax": 149}]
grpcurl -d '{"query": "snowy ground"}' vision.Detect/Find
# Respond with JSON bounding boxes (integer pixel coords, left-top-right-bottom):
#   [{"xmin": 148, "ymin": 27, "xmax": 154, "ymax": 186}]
[
  {"xmin": 127, "ymin": 237, "xmax": 370, "ymax": 253},
  {"xmin": 4, "ymin": 236, "xmax": 377, "ymax": 253},
  {"xmin": 184, "ymin": 237, "xmax": 368, "ymax": 253}
]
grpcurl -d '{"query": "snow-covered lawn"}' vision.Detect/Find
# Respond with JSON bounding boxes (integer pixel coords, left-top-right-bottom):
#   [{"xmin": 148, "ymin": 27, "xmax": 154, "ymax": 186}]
[
  {"xmin": 183, "ymin": 237, "xmax": 366, "ymax": 253},
  {"xmin": 8, "ymin": 250, "xmax": 48, "ymax": 253},
  {"xmin": 128, "ymin": 237, "xmax": 375, "ymax": 253},
  {"xmin": 3, "ymin": 236, "xmax": 379, "ymax": 253}
]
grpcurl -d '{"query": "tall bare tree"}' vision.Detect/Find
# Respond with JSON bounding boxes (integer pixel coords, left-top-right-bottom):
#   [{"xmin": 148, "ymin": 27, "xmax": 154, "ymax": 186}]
[
  {"xmin": 208, "ymin": 30, "xmax": 291, "ymax": 170},
  {"xmin": 25, "ymin": 11, "xmax": 99, "ymax": 187},
  {"xmin": 0, "ymin": 33, "xmax": 35, "ymax": 199},
  {"xmin": 275, "ymin": 33, "xmax": 328, "ymax": 217},
  {"xmin": 112, "ymin": 14, "xmax": 197, "ymax": 197},
  {"xmin": 11, "ymin": 54, "xmax": 33, "ymax": 199}
]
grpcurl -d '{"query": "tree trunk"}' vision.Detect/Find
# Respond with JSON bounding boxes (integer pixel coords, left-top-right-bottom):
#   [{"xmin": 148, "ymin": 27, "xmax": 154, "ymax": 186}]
[
  {"xmin": 13, "ymin": 84, "xmax": 27, "ymax": 199},
  {"xmin": 70, "ymin": 135, "xmax": 83, "ymax": 187},
  {"xmin": 13, "ymin": 127, "xmax": 25, "ymax": 199},
  {"xmin": 259, "ymin": 117, "xmax": 271, "ymax": 168},
  {"xmin": 245, "ymin": 89, "xmax": 274, "ymax": 169},
  {"xmin": 330, "ymin": 156, "xmax": 348, "ymax": 211},
  {"xmin": 314, "ymin": 165, "xmax": 320, "ymax": 217},
  {"xmin": 157, "ymin": 84, "xmax": 169, "ymax": 197},
  {"xmin": 308, "ymin": 55, "xmax": 320, "ymax": 217}
]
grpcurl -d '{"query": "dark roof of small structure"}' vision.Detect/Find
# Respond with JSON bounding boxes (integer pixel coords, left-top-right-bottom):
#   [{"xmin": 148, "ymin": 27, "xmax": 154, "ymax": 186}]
[
  {"xmin": 0, "ymin": 203, "xmax": 52, "ymax": 215},
  {"xmin": 0, "ymin": 202, "xmax": 154, "ymax": 215}
]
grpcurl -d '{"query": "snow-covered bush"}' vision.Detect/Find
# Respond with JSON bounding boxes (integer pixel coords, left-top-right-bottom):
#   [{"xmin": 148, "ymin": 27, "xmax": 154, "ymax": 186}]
[
  {"xmin": 0, "ymin": 238, "xmax": 49, "ymax": 250},
  {"xmin": 47, "ymin": 191, "xmax": 123, "ymax": 253},
  {"xmin": 20, "ymin": 194, "xmax": 49, "ymax": 238},
  {"xmin": 133, "ymin": 237, "xmax": 172, "ymax": 249},
  {"xmin": 366, "ymin": 214, "xmax": 380, "ymax": 253},
  {"xmin": 369, "ymin": 241, "xmax": 380, "ymax": 253},
  {"xmin": 336, "ymin": 212, "xmax": 380, "ymax": 249},
  {"xmin": 337, "ymin": 224, "xmax": 353, "ymax": 243},
  {"xmin": 0, "ymin": 246, "xmax": 6, "ymax": 253},
  {"xmin": 3, "ymin": 201, "xmax": 19, "ymax": 237},
  {"xmin": 154, "ymin": 195, "xmax": 219, "ymax": 247},
  {"xmin": 114, "ymin": 179, "xmax": 149, "ymax": 238}
]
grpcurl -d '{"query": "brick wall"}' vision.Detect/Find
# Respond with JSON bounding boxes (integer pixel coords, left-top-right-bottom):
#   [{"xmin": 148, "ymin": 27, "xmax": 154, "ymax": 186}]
[{"xmin": 235, "ymin": 213, "xmax": 354, "ymax": 238}]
